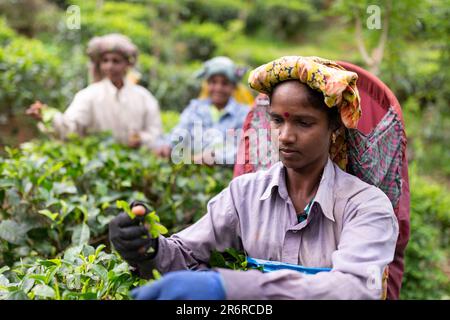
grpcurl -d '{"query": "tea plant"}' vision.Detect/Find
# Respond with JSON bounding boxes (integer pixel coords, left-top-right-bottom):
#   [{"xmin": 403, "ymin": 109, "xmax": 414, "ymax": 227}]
[
  {"xmin": 0, "ymin": 244, "xmax": 147, "ymax": 300},
  {"xmin": 209, "ymin": 248, "xmax": 250, "ymax": 271},
  {"xmin": 0, "ymin": 133, "xmax": 232, "ymax": 266}
]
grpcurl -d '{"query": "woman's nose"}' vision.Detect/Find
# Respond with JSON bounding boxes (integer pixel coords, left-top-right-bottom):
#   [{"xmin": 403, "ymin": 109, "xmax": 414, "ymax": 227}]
[{"xmin": 278, "ymin": 124, "xmax": 296, "ymax": 144}]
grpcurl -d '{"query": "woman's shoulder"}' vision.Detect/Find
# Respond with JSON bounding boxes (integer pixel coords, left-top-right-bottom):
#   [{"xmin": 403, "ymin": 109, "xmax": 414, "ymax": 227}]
[
  {"xmin": 233, "ymin": 99, "xmax": 251, "ymax": 108},
  {"xmin": 180, "ymin": 98, "xmax": 210, "ymax": 114},
  {"xmin": 188, "ymin": 98, "xmax": 210, "ymax": 107},
  {"xmin": 228, "ymin": 162, "xmax": 283, "ymax": 195}
]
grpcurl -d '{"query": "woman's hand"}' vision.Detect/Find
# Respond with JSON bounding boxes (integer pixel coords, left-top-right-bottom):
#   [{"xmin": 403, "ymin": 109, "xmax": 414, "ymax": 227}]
[
  {"xmin": 26, "ymin": 101, "xmax": 46, "ymax": 121},
  {"xmin": 153, "ymin": 145, "xmax": 172, "ymax": 158},
  {"xmin": 193, "ymin": 151, "xmax": 215, "ymax": 166},
  {"xmin": 109, "ymin": 201, "xmax": 158, "ymax": 264},
  {"xmin": 128, "ymin": 131, "xmax": 142, "ymax": 148}
]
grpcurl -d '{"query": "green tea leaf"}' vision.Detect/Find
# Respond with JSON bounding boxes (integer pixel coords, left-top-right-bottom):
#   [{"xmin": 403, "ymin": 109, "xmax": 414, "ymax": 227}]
[
  {"xmin": 6, "ymin": 290, "xmax": 29, "ymax": 300},
  {"xmin": 152, "ymin": 269, "xmax": 162, "ymax": 280},
  {"xmin": 155, "ymin": 223, "xmax": 168, "ymax": 235},
  {"xmin": 5, "ymin": 188, "xmax": 20, "ymax": 207},
  {"xmin": 91, "ymin": 264, "xmax": 108, "ymax": 282},
  {"xmin": 0, "ymin": 179, "xmax": 16, "ymax": 188},
  {"xmin": 32, "ymin": 284, "xmax": 55, "ymax": 299},
  {"xmin": 0, "ymin": 274, "xmax": 10, "ymax": 287},
  {"xmin": 37, "ymin": 162, "xmax": 64, "ymax": 185},
  {"xmin": 120, "ymin": 180, "xmax": 132, "ymax": 187},
  {"xmin": 63, "ymin": 246, "xmax": 83, "ymax": 263},
  {"xmin": 28, "ymin": 275, "xmax": 47, "ymax": 284},
  {"xmin": 41, "ymin": 106, "xmax": 59, "ymax": 124},
  {"xmin": 38, "ymin": 209, "xmax": 59, "ymax": 222},
  {"xmin": 0, "ymin": 266, "xmax": 10, "ymax": 274},
  {"xmin": 53, "ymin": 182, "xmax": 77, "ymax": 195},
  {"xmin": 0, "ymin": 220, "xmax": 27, "ymax": 245},
  {"xmin": 101, "ymin": 202, "xmax": 110, "ymax": 210},
  {"xmin": 116, "ymin": 200, "xmax": 134, "ymax": 219},
  {"xmin": 71, "ymin": 224, "xmax": 90, "ymax": 246},
  {"xmin": 209, "ymin": 250, "xmax": 227, "ymax": 268}
]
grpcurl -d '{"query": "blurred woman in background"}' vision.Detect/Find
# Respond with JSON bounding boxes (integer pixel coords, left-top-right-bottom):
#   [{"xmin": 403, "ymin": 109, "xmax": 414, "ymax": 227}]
[{"xmin": 153, "ymin": 56, "xmax": 251, "ymax": 165}]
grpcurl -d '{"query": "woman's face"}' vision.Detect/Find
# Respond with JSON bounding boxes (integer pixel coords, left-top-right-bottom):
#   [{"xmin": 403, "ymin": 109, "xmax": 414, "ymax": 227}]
[
  {"xmin": 207, "ymin": 74, "xmax": 235, "ymax": 108},
  {"xmin": 99, "ymin": 52, "xmax": 129, "ymax": 82},
  {"xmin": 269, "ymin": 81, "xmax": 333, "ymax": 171}
]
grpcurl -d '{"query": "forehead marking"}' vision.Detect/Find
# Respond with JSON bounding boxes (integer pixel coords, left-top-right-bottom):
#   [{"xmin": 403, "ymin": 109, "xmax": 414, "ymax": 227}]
[{"xmin": 283, "ymin": 112, "xmax": 290, "ymax": 118}]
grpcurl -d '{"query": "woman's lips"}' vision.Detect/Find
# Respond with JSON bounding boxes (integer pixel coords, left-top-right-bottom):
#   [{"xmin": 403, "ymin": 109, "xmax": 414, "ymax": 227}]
[{"xmin": 280, "ymin": 148, "xmax": 300, "ymax": 157}]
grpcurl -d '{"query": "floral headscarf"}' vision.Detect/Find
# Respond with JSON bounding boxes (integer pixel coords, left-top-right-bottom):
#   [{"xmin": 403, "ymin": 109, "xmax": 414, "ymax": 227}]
[
  {"xmin": 87, "ymin": 33, "xmax": 138, "ymax": 64},
  {"xmin": 86, "ymin": 33, "xmax": 138, "ymax": 82},
  {"xmin": 248, "ymin": 56, "xmax": 362, "ymax": 170},
  {"xmin": 248, "ymin": 56, "xmax": 361, "ymax": 129}
]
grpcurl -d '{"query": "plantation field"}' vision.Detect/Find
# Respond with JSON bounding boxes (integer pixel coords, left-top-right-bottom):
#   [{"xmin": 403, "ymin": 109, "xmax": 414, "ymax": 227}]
[{"xmin": 0, "ymin": 0, "xmax": 448, "ymax": 299}]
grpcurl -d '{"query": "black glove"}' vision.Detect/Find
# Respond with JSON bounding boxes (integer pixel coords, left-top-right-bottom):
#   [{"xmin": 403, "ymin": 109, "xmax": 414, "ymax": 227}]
[{"xmin": 109, "ymin": 201, "xmax": 159, "ymax": 268}]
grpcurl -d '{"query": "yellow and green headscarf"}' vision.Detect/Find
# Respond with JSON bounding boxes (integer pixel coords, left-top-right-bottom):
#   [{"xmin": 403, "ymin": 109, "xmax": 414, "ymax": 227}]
[
  {"xmin": 248, "ymin": 56, "xmax": 361, "ymax": 129},
  {"xmin": 248, "ymin": 56, "xmax": 362, "ymax": 170}
]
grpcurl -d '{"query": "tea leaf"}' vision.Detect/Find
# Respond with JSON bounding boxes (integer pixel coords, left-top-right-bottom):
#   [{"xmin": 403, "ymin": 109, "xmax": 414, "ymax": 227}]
[
  {"xmin": 0, "ymin": 220, "xmax": 27, "ymax": 245},
  {"xmin": 155, "ymin": 224, "xmax": 168, "ymax": 235},
  {"xmin": 32, "ymin": 284, "xmax": 55, "ymax": 299},
  {"xmin": 38, "ymin": 209, "xmax": 58, "ymax": 222},
  {"xmin": 152, "ymin": 269, "xmax": 162, "ymax": 280},
  {"xmin": 71, "ymin": 224, "xmax": 90, "ymax": 246},
  {"xmin": 116, "ymin": 200, "xmax": 134, "ymax": 219}
]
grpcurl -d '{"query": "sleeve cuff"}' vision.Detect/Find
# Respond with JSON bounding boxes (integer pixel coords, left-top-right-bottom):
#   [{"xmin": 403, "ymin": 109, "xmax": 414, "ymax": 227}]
[{"xmin": 215, "ymin": 268, "xmax": 266, "ymax": 300}]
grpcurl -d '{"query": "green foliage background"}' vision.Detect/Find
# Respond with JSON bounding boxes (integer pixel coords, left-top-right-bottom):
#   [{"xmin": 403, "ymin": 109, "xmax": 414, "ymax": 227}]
[{"xmin": 0, "ymin": 0, "xmax": 448, "ymax": 299}]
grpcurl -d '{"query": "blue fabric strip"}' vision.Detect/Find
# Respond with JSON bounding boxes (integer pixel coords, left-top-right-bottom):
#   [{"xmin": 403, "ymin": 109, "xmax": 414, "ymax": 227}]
[{"xmin": 246, "ymin": 257, "xmax": 331, "ymax": 275}]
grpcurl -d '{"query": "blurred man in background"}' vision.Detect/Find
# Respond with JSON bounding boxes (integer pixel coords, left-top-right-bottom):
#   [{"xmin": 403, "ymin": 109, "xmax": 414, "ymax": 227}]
[{"xmin": 26, "ymin": 33, "xmax": 162, "ymax": 150}]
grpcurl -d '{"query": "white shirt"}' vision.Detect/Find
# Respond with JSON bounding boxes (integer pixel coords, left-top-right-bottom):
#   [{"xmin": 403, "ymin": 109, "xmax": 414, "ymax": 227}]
[{"xmin": 52, "ymin": 78, "xmax": 162, "ymax": 149}]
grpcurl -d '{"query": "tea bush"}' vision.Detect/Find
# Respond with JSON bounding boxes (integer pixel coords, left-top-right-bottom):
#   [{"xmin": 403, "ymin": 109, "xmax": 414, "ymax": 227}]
[
  {"xmin": 0, "ymin": 36, "xmax": 63, "ymax": 116},
  {"xmin": 0, "ymin": 133, "xmax": 232, "ymax": 266},
  {"xmin": 400, "ymin": 164, "xmax": 450, "ymax": 299},
  {"xmin": 141, "ymin": 61, "xmax": 202, "ymax": 112},
  {"xmin": 67, "ymin": 0, "xmax": 153, "ymax": 53},
  {"xmin": 0, "ymin": 244, "xmax": 147, "ymax": 300},
  {"xmin": 181, "ymin": 0, "xmax": 245, "ymax": 25},
  {"xmin": 245, "ymin": 0, "xmax": 315, "ymax": 40},
  {"xmin": 174, "ymin": 22, "xmax": 225, "ymax": 61},
  {"xmin": 0, "ymin": 17, "xmax": 15, "ymax": 46}
]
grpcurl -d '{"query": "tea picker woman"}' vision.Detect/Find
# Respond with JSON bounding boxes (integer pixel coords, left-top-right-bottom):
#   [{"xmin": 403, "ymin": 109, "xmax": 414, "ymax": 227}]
[
  {"xmin": 153, "ymin": 56, "xmax": 250, "ymax": 165},
  {"xmin": 27, "ymin": 33, "xmax": 162, "ymax": 149},
  {"xmin": 109, "ymin": 56, "xmax": 399, "ymax": 299}
]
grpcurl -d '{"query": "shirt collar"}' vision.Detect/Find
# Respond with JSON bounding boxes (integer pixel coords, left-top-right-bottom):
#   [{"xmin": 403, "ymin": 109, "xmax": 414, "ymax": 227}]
[
  {"xmin": 259, "ymin": 157, "xmax": 336, "ymax": 222},
  {"xmin": 102, "ymin": 77, "xmax": 131, "ymax": 98},
  {"xmin": 259, "ymin": 162, "xmax": 286, "ymax": 201},
  {"xmin": 207, "ymin": 97, "xmax": 240, "ymax": 117},
  {"xmin": 312, "ymin": 157, "xmax": 336, "ymax": 222}
]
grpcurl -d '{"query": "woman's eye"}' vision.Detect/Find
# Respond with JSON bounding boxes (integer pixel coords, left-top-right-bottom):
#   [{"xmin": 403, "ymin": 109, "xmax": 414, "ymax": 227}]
[
  {"xmin": 270, "ymin": 118, "xmax": 282, "ymax": 124},
  {"xmin": 297, "ymin": 121, "xmax": 312, "ymax": 127}
]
